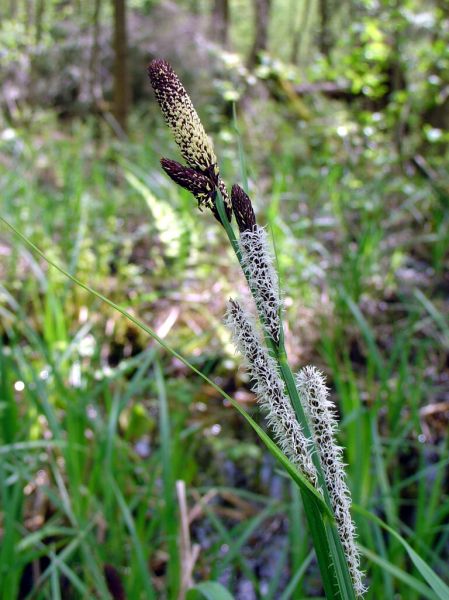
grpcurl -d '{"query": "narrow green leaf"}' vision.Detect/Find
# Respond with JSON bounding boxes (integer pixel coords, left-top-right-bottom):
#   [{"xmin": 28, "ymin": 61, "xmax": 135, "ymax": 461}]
[
  {"xmin": 232, "ymin": 103, "xmax": 249, "ymax": 194},
  {"xmin": 110, "ymin": 477, "xmax": 156, "ymax": 599},
  {"xmin": 279, "ymin": 551, "xmax": 313, "ymax": 600},
  {"xmin": 355, "ymin": 505, "xmax": 449, "ymax": 600},
  {"xmin": 341, "ymin": 291, "xmax": 384, "ymax": 377},
  {"xmin": 155, "ymin": 359, "xmax": 180, "ymax": 597},
  {"xmin": 186, "ymin": 581, "xmax": 235, "ymax": 600},
  {"xmin": 360, "ymin": 545, "xmax": 437, "ymax": 600},
  {"xmin": 414, "ymin": 288, "xmax": 449, "ymax": 348}
]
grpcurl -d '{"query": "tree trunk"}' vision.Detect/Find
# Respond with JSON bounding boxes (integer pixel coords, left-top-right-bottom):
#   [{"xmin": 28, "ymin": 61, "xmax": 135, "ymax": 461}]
[
  {"xmin": 318, "ymin": 0, "xmax": 332, "ymax": 61},
  {"xmin": 211, "ymin": 0, "xmax": 230, "ymax": 48},
  {"xmin": 112, "ymin": 0, "xmax": 129, "ymax": 134},
  {"xmin": 35, "ymin": 0, "xmax": 45, "ymax": 44},
  {"xmin": 248, "ymin": 0, "xmax": 271, "ymax": 68},
  {"xmin": 9, "ymin": 0, "xmax": 18, "ymax": 18},
  {"xmin": 90, "ymin": 0, "xmax": 103, "ymax": 105},
  {"xmin": 25, "ymin": 0, "xmax": 33, "ymax": 33},
  {"xmin": 292, "ymin": 0, "xmax": 313, "ymax": 65}
]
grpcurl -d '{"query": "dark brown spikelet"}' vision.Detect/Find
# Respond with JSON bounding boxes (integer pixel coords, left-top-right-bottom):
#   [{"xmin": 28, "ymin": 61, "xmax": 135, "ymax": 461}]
[
  {"xmin": 231, "ymin": 184, "xmax": 257, "ymax": 232},
  {"xmin": 161, "ymin": 158, "xmax": 216, "ymax": 211},
  {"xmin": 148, "ymin": 59, "xmax": 218, "ymax": 177},
  {"xmin": 148, "ymin": 59, "xmax": 232, "ymax": 221},
  {"xmin": 103, "ymin": 565, "xmax": 126, "ymax": 600}
]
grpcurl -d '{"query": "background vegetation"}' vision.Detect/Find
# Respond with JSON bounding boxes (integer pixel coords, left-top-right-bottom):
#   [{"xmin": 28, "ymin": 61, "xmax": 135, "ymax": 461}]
[{"xmin": 1, "ymin": 0, "xmax": 448, "ymax": 598}]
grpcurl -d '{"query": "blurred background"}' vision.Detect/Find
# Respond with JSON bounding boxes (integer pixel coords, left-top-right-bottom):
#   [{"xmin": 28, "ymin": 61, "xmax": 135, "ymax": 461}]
[{"xmin": 1, "ymin": 1, "xmax": 449, "ymax": 598}]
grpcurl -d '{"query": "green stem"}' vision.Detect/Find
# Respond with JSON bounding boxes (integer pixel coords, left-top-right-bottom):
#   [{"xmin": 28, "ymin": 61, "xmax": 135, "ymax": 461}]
[{"xmin": 302, "ymin": 492, "xmax": 340, "ymax": 600}]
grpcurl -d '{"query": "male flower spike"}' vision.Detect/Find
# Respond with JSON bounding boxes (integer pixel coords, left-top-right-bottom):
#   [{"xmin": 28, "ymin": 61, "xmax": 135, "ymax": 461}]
[{"xmin": 148, "ymin": 59, "xmax": 231, "ymax": 220}]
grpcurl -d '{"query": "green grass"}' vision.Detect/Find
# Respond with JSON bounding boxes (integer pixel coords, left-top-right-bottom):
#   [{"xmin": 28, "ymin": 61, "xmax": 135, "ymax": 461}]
[{"xmin": 1, "ymin": 110, "xmax": 449, "ymax": 598}]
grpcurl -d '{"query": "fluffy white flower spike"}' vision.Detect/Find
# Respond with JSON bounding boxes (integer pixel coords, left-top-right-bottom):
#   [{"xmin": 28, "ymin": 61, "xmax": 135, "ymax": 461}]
[
  {"xmin": 238, "ymin": 226, "xmax": 282, "ymax": 344},
  {"xmin": 296, "ymin": 366, "xmax": 366, "ymax": 597},
  {"xmin": 225, "ymin": 299, "xmax": 317, "ymax": 486}
]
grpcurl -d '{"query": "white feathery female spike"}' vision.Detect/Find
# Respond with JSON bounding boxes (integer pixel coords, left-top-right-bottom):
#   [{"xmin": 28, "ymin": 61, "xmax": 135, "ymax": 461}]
[
  {"xmin": 296, "ymin": 366, "xmax": 366, "ymax": 597},
  {"xmin": 225, "ymin": 300, "xmax": 318, "ymax": 486},
  {"xmin": 238, "ymin": 226, "xmax": 282, "ymax": 344},
  {"xmin": 226, "ymin": 231, "xmax": 365, "ymax": 596}
]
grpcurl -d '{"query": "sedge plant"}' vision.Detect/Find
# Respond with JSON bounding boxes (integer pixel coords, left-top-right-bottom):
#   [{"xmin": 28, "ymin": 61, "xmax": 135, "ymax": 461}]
[
  {"xmin": 147, "ymin": 58, "xmax": 366, "ymax": 599},
  {"xmin": 2, "ymin": 62, "xmax": 449, "ymax": 600}
]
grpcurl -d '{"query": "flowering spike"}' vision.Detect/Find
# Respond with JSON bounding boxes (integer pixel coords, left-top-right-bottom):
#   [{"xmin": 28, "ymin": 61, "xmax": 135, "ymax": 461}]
[
  {"xmin": 239, "ymin": 226, "xmax": 281, "ymax": 343},
  {"xmin": 225, "ymin": 299, "xmax": 317, "ymax": 486},
  {"xmin": 231, "ymin": 185, "xmax": 256, "ymax": 233},
  {"xmin": 160, "ymin": 158, "xmax": 216, "ymax": 212},
  {"xmin": 148, "ymin": 59, "xmax": 217, "ymax": 176},
  {"xmin": 296, "ymin": 366, "xmax": 366, "ymax": 597},
  {"xmin": 148, "ymin": 59, "xmax": 232, "ymax": 221}
]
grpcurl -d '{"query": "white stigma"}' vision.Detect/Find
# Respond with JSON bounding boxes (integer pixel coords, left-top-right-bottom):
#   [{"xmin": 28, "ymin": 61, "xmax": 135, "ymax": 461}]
[
  {"xmin": 239, "ymin": 226, "xmax": 282, "ymax": 344},
  {"xmin": 296, "ymin": 366, "xmax": 366, "ymax": 597},
  {"xmin": 225, "ymin": 300, "xmax": 317, "ymax": 486}
]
